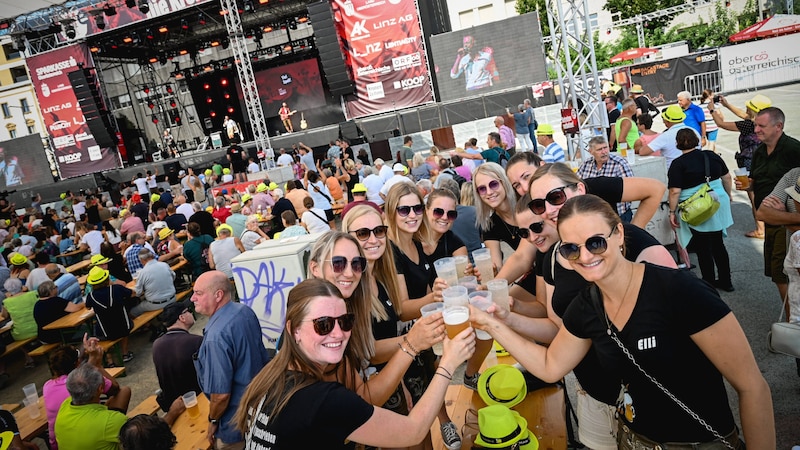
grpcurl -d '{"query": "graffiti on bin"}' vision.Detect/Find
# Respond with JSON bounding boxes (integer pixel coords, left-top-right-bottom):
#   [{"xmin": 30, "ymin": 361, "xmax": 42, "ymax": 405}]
[{"xmin": 232, "ymin": 261, "xmax": 301, "ymax": 344}]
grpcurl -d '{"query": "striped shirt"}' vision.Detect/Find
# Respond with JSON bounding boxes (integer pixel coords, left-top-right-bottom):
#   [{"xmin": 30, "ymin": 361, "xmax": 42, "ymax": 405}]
[
  {"xmin": 577, "ymin": 153, "xmax": 634, "ymax": 216},
  {"xmin": 542, "ymin": 142, "xmax": 565, "ymax": 163}
]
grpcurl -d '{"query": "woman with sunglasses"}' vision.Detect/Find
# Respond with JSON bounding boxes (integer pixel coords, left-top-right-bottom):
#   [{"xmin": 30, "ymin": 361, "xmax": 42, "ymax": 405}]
[
  {"xmin": 234, "ymin": 279, "xmax": 475, "ymax": 449},
  {"xmin": 384, "ymin": 183, "xmax": 463, "ymax": 450},
  {"xmin": 527, "ymin": 165, "xmax": 675, "ymax": 450},
  {"xmin": 471, "ymin": 195, "xmax": 774, "ymax": 449},
  {"xmin": 308, "ymin": 231, "xmax": 438, "ymax": 410},
  {"xmin": 422, "ymin": 189, "xmax": 467, "ymax": 261},
  {"xmin": 472, "ymin": 163, "xmax": 522, "ymax": 272},
  {"xmin": 668, "ymin": 129, "xmax": 734, "ymax": 291},
  {"xmin": 342, "ymin": 206, "xmax": 445, "ymax": 425}
]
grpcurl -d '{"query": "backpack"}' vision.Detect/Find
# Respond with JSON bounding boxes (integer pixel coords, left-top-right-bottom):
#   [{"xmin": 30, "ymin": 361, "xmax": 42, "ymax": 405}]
[
  {"xmin": 495, "ymin": 148, "xmax": 509, "ymax": 168},
  {"xmin": 442, "ymin": 168, "xmax": 467, "ymax": 187}
]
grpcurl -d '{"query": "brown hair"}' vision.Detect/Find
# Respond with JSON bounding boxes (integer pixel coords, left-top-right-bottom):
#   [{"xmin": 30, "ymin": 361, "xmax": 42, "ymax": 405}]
[
  {"xmin": 384, "ymin": 182, "xmax": 430, "ymax": 245},
  {"xmin": 281, "ymin": 210, "xmax": 297, "ymax": 225},
  {"xmin": 676, "ymin": 128, "xmax": 699, "ymax": 151},
  {"xmin": 557, "ymin": 194, "xmax": 624, "ymax": 255},
  {"xmin": 529, "ymin": 163, "xmax": 583, "ymax": 195}
]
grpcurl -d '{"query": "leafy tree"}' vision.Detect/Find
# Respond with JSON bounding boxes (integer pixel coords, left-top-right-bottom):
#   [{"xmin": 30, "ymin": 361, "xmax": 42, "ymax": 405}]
[{"xmin": 516, "ymin": 0, "xmax": 549, "ymax": 37}]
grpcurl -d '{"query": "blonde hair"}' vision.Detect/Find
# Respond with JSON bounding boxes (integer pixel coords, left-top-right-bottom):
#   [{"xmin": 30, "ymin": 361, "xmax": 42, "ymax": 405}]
[
  {"xmin": 307, "ymin": 231, "xmax": 375, "ymax": 368},
  {"xmin": 460, "ymin": 182, "xmax": 475, "ymax": 206},
  {"xmin": 472, "ymin": 163, "xmax": 517, "ymax": 231},
  {"xmin": 412, "ymin": 153, "xmax": 425, "ymax": 168},
  {"xmin": 384, "ymin": 182, "xmax": 431, "ymax": 246},
  {"xmin": 341, "ymin": 205, "xmax": 402, "ymax": 319}
]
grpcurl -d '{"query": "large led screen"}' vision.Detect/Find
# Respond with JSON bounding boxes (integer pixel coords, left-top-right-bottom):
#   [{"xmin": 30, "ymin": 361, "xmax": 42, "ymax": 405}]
[
  {"xmin": 429, "ymin": 13, "xmax": 547, "ymax": 102},
  {"xmin": 253, "ymin": 59, "xmax": 327, "ymax": 118},
  {"xmin": 0, "ymin": 134, "xmax": 53, "ymax": 189}
]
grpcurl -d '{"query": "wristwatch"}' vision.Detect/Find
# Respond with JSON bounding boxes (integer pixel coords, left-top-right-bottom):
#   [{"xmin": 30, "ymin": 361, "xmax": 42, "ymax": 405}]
[{"xmin": 208, "ymin": 416, "xmax": 220, "ymax": 425}]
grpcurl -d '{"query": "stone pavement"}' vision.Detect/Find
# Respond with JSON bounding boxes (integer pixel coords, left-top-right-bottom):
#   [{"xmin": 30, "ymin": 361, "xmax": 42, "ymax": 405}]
[{"xmin": 2, "ymin": 84, "xmax": 800, "ymax": 448}]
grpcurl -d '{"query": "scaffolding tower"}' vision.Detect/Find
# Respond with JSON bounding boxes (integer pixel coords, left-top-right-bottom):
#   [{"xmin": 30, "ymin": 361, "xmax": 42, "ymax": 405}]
[
  {"xmin": 219, "ymin": 0, "xmax": 274, "ymax": 168},
  {"xmin": 546, "ymin": 0, "xmax": 606, "ymax": 161}
]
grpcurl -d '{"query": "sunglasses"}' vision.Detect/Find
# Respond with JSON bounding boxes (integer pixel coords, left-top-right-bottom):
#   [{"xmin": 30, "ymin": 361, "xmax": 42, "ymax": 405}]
[
  {"xmin": 351, "ymin": 225, "xmax": 388, "ymax": 241},
  {"xmin": 432, "ymin": 208, "xmax": 458, "ymax": 221},
  {"xmin": 516, "ymin": 221, "xmax": 545, "ymax": 239},
  {"xmin": 308, "ymin": 313, "xmax": 356, "ymax": 336},
  {"xmin": 396, "ymin": 204, "xmax": 424, "ymax": 217},
  {"xmin": 327, "ymin": 256, "xmax": 367, "ymax": 273},
  {"xmin": 476, "ymin": 179, "xmax": 501, "ymax": 196},
  {"xmin": 528, "ymin": 183, "xmax": 578, "ymax": 215},
  {"xmin": 558, "ymin": 227, "xmax": 616, "ymax": 260}
]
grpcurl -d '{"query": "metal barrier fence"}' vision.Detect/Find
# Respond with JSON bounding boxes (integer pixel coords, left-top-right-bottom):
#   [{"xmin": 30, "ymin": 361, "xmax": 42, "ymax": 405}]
[{"xmin": 684, "ymin": 71, "xmax": 722, "ymax": 98}]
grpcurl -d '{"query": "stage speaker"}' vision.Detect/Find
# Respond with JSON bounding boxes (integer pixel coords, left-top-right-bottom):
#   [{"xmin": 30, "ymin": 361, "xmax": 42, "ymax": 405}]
[
  {"xmin": 308, "ymin": 1, "xmax": 355, "ymax": 97},
  {"xmin": 68, "ymin": 68, "xmax": 118, "ymax": 149},
  {"xmin": 339, "ymin": 120, "xmax": 361, "ymax": 141}
]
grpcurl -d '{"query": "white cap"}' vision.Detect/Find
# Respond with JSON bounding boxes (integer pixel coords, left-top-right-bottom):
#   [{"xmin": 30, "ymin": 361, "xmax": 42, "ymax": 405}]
[
  {"xmin": 152, "ymin": 221, "xmax": 167, "ymax": 229},
  {"xmin": 179, "ymin": 170, "xmax": 186, "ymax": 176},
  {"xmin": 392, "ymin": 163, "xmax": 406, "ymax": 172}
]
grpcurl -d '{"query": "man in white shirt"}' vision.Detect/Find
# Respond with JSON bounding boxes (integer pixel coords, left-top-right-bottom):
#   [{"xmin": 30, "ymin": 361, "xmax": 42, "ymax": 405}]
[
  {"xmin": 174, "ymin": 195, "xmax": 195, "ymax": 221},
  {"xmin": 379, "ymin": 164, "xmax": 414, "ymax": 200},
  {"xmin": 374, "ymin": 158, "xmax": 394, "ymax": 183},
  {"xmin": 361, "ymin": 166, "xmax": 385, "ymax": 206},
  {"xmin": 276, "ymin": 148, "xmax": 294, "ymax": 166},
  {"xmin": 247, "ymin": 158, "xmax": 260, "ymax": 174},
  {"xmin": 133, "ymin": 172, "xmax": 150, "ymax": 196},
  {"xmin": 638, "ymin": 105, "xmax": 698, "ymax": 170},
  {"xmin": 76, "ymin": 222, "xmax": 105, "ymax": 255}
]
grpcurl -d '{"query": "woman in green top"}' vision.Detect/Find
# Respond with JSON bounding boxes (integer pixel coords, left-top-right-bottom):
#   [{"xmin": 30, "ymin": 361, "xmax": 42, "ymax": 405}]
[
  {"xmin": 0, "ymin": 278, "xmax": 38, "ymax": 368},
  {"xmin": 611, "ymin": 99, "xmax": 639, "ymax": 152}
]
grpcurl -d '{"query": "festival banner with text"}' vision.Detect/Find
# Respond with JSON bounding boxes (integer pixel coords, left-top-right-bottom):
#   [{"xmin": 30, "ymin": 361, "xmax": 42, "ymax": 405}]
[
  {"xmin": 332, "ymin": 0, "xmax": 433, "ymax": 118},
  {"xmin": 27, "ymin": 45, "xmax": 121, "ymax": 179}
]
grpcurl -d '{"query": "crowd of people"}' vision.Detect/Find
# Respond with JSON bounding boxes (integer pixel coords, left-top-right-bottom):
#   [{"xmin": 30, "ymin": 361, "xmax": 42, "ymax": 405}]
[{"xmin": 2, "ymin": 86, "xmax": 796, "ymax": 449}]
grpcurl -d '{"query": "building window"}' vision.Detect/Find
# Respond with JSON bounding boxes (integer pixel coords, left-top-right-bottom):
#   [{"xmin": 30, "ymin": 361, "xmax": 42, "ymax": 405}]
[
  {"xmin": 566, "ymin": 13, "xmax": 599, "ymax": 35},
  {"xmin": 458, "ymin": 10, "xmax": 475, "ymax": 28},
  {"xmin": 20, "ymin": 98, "xmax": 29, "ymax": 114},
  {"xmin": 111, "ymin": 94, "xmax": 132, "ymax": 109},
  {"xmin": 9, "ymin": 129, "xmax": 16, "ymax": 139},
  {"xmin": 2, "ymin": 44, "xmax": 20, "ymax": 61},
  {"xmin": 10, "ymin": 67, "xmax": 28, "ymax": 83},
  {"xmin": 478, "ymin": 5, "xmax": 495, "ymax": 23},
  {"xmin": 1, "ymin": 103, "xmax": 9, "ymax": 118},
  {"xmin": 26, "ymin": 124, "xmax": 35, "ymax": 134}
]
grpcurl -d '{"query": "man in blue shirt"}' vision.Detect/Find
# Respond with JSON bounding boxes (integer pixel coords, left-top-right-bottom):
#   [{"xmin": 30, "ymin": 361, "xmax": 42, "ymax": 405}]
[
  {"xmin": 458, "ymin": 132, "xmax": 510, "ymax": 166},
  {"xmin": 192, "ymin": 270, "xmax": 271, "ymax": 449},
  {"xmin": 535, "ymin": 124, "xmax": 565, "ymax": 163},
  {"xmin": 677, "ymin": 90, "xmax": 706, "ymax": 146}
]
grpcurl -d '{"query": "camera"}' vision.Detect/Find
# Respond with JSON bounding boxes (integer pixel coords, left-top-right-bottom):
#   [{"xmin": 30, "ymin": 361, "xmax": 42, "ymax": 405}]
[{"xmin": 713, "ymin": 95, "xmax": 722, "ymax": 103}]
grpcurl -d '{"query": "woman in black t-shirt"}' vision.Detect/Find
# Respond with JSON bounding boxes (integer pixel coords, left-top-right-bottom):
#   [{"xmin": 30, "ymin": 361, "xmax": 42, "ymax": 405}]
[
  {"xmin": 471, "ymin": 195, "xmax": 772, "ymax": 448},
  {"xmin": 341, "ymin": 205, "xmax": 444, "ymax": 415},
  {"xmin": 668, "ymin": 129, "xmax": 734, "ymax": 290},
  {"xmin": 421, "ymin": 189, "xmax": 467, "ymax": 263},
  {"xmin": 234, "ymin": 279, "xmax": 475, "ymax": 450}
]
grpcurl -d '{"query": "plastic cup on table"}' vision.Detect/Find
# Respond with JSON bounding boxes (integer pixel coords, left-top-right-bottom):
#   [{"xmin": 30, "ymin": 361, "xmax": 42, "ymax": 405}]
[
  {"xmin": 182, "ymin": 391, "xmax": 200, "ymax": 419},
  {"xmin": 458, "ymin": 276, "xmax": 478, "ymax": 294},
  {"xmin": 486, "ymin": 279, "xmax": 510, "ymax": 314},
  {"xmin": 472, "ymin": 248, "xmax": 494, "ymax": 282},
  {"xmin": 420, "ymin": 303, "xmax": 445, "ymax": 356},
  {"xmin": 23, "ymin": 397, "xmax": 40, "ymax": 419},
  {"xmin": 433, "ymin": 257, "xmax": 459, "ymax": 288},
  {"xmin": 468, "ymin": 291, "xmax": 493, "ymax": 340},
  {"xmin": 22, "ymin": 383, "xmax": 37, "ymax": 402}
]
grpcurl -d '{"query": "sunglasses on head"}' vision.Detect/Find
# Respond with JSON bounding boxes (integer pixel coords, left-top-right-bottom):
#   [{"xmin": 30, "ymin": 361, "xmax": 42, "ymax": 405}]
[
  {"xmin": 327, "ymin": 256, "xmax": 367, "ymax": 273},
  {"xmin": 517, "ymin": 221, "xmax": 545, "ymax": 239},
  {"xmin": 396, "ymin": 204, "xmax": 424, "ymax": 217},
  {"xmin": 558, "ymin": 227, "xmax": 617, "ymax": 260},
  {"xmin": 351, "ymin": 225, "xmax": 388, "ymax": 241},
  {"xmin": 476, "ymin": 179, "xmax": 501, "ymax": 196},
  {"xmin": 308, "ymin": 313, "xmax": 355, "ymax": 336},
  {"xmin": 528, "ymin": 183, "xmax": 578, "ymax": 215},
  {"xmin": 432, "ymin": 208, "xmax": 458, "ymax": 221}
]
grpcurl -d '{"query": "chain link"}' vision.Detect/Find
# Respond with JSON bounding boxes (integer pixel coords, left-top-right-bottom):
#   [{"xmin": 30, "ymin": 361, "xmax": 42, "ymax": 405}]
[{"xmin": 607, "ymin": 330, "xmax": 735, "ymax": 450}]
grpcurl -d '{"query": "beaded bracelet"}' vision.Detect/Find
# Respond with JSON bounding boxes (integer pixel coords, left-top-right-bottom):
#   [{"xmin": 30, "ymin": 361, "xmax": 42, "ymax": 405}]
[
  {"xmin": 402, "ymin": 336, "xmax": 419, "ymax": 355},
  {"xmin": 398, "ymin": 342, "xmax": 417, "ymax": 359}
]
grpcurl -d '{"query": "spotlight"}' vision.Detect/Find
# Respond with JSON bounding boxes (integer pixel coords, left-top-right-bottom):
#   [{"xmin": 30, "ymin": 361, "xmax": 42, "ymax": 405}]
[
  {"xmin": 178, "ymin": 49, "xmax": 188, "ymax": 55},
  {"xmin": 169, "ymin": 100, "xmax": 177, "ymax": 108},
  {"xmin": 258, "ymin": 0, "xmax": 269, "ymax": 4},
  {"xmin": 148, "ymin": 101, "xmax": 155, "ymax": 109},
  {"xmin": 210, "ymin": 110, "xmax": 217, "ymax": 118},
  {"xmin": 206, "ymin": 97, "xmax": 213, "ymax": 104},
  {"xmin": 283, "ymin": 44, "xmax": 292, "ymax": 52},
  {"xmin": 138, "ymin": 0, "xmax": 149, "ymax": 13},
  {"xmin": 126, "ymin": 0, "xmax": 135, "ymax": 6},
  {"xmin": 166, "ymin": 84, "xmax": 173, "ymax": 94},
  {"xmin": 148, "ymin": 57, "xmax": 158, "ymax": 63},
  {"xmin": 244, "ymin": 0, "xmax": 254, "ymax": 12},
  {"xmin": 103, "ymin": 4, "xmax": 117, "ymax": 16},
  {"xmin": 210, "ymin": 40, "xmax": 220, "ymax": 47},
  {"xmin": 123, "ymin": 36, "xmax": 133, "ymax": 43},
  {"xmin": 297, "ymin": 16, "xmax": 309, "ymax": 24},
  {"xmin": 62, "ymin": 21, "xmax": 76, "ymax": 39},
  {"xmin": 203, "ymin": 83, "xmax": 210, "ymax": 90},
  {"xmin": 90, "ymin": 45, "xmax": 101, "ymax": 53},
  {"xmin": 289, "ymin": 20, "xmax": 297, "ymax": 30},
  {"xmin": 95, "ymin": 14, "xmax": 106, "ymax": 30},
  {"xmin": 223, "ymin": 91, "xmax": 231, "ymax": 99},
  {"xmin": 145, "ymin": 28, "xmax": 154, "ymax": 39},
  {"xmin": 220, "ymin": 78, "xmax": 228, "ymax": 87},
  {"xmin": 151, "ymin": 114, "xmax": 158, "ymax": 124},
  {"xmin": 143, "ymin": 86, "xmax": 150, "ymax": 94},
  {"xmin": 227, "ymin": 106, "xmax": 234, "ymax": 114},
  {"xmin": 181, "ymin": 19, "xmax": 189, "ymax": 31},
  {"xmin": 263, "ymin": 25, "xmax": 273, "ymax": 33},
  {"xmin": 221, "ymin": 38, "xmax": 230, "ymax": 49},
  {"xmin": 158, "ymin": 25, "xmax": 168, "ymax": 33},
  {"xmin": 198, "ymin": 13, "xmax": 206, "ymax": 25}
]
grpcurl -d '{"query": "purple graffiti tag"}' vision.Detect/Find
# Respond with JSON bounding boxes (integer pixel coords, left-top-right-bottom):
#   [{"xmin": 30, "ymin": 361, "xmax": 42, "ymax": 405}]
[{"xmin": 232, "ymin": 261, "xmax": 301, "ymax": 342}]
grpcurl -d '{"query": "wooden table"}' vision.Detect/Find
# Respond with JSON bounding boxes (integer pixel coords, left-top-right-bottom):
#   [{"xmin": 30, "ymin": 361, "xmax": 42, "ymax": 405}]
[
  {"xmin": 126, "ymin": 258, "xmax": 189, "ymax": 291},
  {"xmin": 432, "ymin": 352, "xmax": 567, "ymax": 450},
  {"xmin": 43, "ymin": 305, "xmax": 94, "ymax": 331},
  {"xmin": 56, "ymin": 248, "xmax": 84, "ymax": 265},
  {"xmin": 173, "ymin": 394, "xmax": 212, "ymax": 450},
  {"xmin": 66, "ymin": 259, "xmax": 92, "ymax": 274},
  {"xmin": 14, "ymin": 396, "xmax": 47, "ymax": 442}
]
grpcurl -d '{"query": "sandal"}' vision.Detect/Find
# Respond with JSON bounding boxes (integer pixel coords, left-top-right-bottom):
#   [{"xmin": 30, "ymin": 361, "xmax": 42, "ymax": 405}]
[{"xmin": 745, "ymin": 230, "xmax": 764, "ymax": 239}]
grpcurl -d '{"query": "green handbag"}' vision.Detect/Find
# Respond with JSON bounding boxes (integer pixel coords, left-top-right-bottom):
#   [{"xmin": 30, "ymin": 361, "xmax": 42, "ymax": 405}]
[{"xmin": 678, "ymin": 152, "xmax": 720, "ymax": 226}]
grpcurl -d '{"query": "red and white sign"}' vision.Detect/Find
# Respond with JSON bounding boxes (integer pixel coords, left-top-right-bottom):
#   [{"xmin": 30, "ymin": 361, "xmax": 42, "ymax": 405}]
[
  {"xmin": 333, "ymin": 0, "xmax": 433, "ymax": 118},
  {"xmin": 27, "ymin": 44, "xmax": 121, "ymax": 179}
]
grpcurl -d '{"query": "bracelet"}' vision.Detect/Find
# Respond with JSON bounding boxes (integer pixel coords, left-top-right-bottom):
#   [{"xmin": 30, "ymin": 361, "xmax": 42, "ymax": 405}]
[
  {"xmin": 435, "ymin": 371, "xmax": 452, "ymax": 381},
  {"xmin": 398, "ymin": 343, "xmax": 417, "ymax": 359},
  {"xmin": 669, "ymin": 210, "xmax": 675, "ymax": 214},
  {"xmin": 402, "ymin": 336, "xmax": 419, "ymax": 355},
  {"xmin": 438, "ymin": 366, "xmax": 453, "ymax": 378}
]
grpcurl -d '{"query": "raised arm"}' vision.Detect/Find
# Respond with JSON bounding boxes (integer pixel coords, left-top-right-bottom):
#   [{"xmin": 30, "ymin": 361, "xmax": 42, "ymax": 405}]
[{"xmin": 621, "ymin": 176, "xmax": 666, "ymax": 229}]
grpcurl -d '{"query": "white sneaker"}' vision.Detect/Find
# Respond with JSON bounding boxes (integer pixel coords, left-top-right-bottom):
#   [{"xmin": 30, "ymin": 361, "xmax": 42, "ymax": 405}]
[{"xmin": 440, "ymin": 421, "xmax": 461, "ymax": 450}]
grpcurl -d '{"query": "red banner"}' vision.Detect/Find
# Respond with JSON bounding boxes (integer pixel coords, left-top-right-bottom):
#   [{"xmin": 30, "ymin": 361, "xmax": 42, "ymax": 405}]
[
  {"xmin": 27, "ymin": 45, "xmax": 121, "ymax": 179},
  {"xmin": 332, "ymin": 0, "xmax": 433, "ymax": 118}
]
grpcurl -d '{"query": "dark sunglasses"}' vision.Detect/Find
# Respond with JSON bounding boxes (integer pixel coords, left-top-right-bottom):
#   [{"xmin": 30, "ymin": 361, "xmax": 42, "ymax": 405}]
[
  {"xmin": 516, "ymin": 221, "xmax": 545, "ymax": 239},
  {"xmin": 558, "ymin": 227, "xmax": 616, "ymax": 260},
  {"xmin": 528, "ymin": 183, "xmax": 578, "ymax": 215},
  {"xmin": 351, "ymin": 225, "xmax": 388, "ymax": 241},
  {"xmin": 476, "ymin": 179, "xmax": 501, "ymax": 196},
  {"xmin": 327, "ymin": 256, "xmax": 367, "ymax": 273},
  {"xmin": 432, "ymin": 208, "xmax": 458, "ymax": 221},
  {"xmin": 396, "ymin": 204, "xmax": 424, "ymax": 217},
  {"xmin": 308, "ymin": 313, "xmax": 356, "ymax": 336}
]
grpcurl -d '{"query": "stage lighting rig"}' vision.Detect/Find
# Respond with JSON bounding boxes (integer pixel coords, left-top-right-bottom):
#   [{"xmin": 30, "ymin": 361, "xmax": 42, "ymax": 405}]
[
  {"xmin": 103, "ymin": 4, "xmax": 117, "ymax": 16},
  {"xmin": 125, "ymin": 0, "xmax": 135, "ymax": 8},
  {"xmin": 61, "ymin": 19, "xmax": 76, "ymax": 39},
  {"xmin": 94, "ymin": 13, "xmax": 106, "ymax": 30},
  {"xmin": 138, "ymin": 0, "xmax": 150, "ymax": 13}
]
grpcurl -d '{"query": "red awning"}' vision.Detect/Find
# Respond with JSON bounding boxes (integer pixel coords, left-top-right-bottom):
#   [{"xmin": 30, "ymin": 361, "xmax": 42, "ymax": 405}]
[
  {"xmin": 609, "ymin": 48, "xmax": 657, "ymax": 64},
  {"xmin": 729, "ymin": 14, "xmax": 800, "ymax": 42}
]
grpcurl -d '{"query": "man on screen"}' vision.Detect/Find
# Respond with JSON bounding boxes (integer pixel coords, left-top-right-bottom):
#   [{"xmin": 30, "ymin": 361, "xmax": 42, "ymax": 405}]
[
  {"xmin": 0, "ymin": 147, "xmax": 24, "ymax": 187},
  {"xmin": 450, "ymin": 35, "xmax": 499, "ymax": 92}
]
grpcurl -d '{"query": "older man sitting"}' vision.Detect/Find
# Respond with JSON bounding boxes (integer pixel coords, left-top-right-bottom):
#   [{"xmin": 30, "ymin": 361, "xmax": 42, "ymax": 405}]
[{"xmin": 132, "ymin": 249, "xmax": 176, "ymax": 318}]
